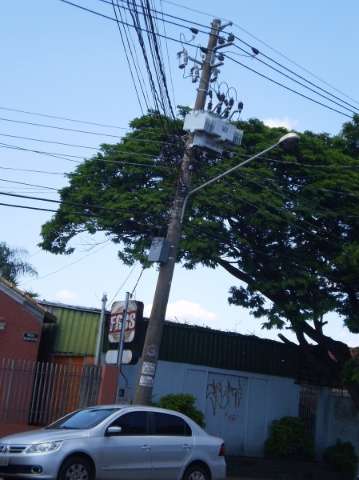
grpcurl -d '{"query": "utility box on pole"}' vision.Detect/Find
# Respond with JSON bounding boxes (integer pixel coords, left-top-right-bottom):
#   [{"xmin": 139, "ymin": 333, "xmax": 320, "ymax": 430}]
[{"xmin": 183, "ymin": 110, "xmax": 243, "ymax": 153}]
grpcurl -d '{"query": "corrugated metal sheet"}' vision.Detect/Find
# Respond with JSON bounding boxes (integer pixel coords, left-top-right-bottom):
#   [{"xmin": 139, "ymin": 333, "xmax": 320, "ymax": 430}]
[
  {"xmin": 41, "ymin": 303, "xmax": 101, "ymax": 355},
  {"xmin": 40, "ymin": 302, "xmax": 326, "ymax": 384}
]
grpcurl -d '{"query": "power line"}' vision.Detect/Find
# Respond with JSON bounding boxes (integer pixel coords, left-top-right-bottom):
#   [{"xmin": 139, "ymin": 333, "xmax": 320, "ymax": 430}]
[
  {"xmin": 0, "ymin": 190, "xmax": 133, "ymax": 214},
  {"xmin": 111, "ymin": 0, "xmax": 147, "ymax": 113},
  {"xmin": 0, "ymin": 201, "xmax": 58, "ymax": 213},
  {"xmin": 0, "ymin": 165, "xmax": 66, "ymax": 176},
  {"xmin": 109, "ymin": 263, "xmax": 138, "ymax": 304},
  {"xmin": 98, "ymin": 0, "xmax": 359, "ymax": 113},
  {"xmin": 231, "ymin": 24, "xmax": 359, "ymax": 107},
  {"xmin": 0, "ymin": 115, "xmax": 124, "ymax": 139},
  {"xmin": 131, "ymin": 265, "xmax": 145, "ymax": 296},
  {"xmin": 158, "ymin": 0, "xmax": 359, "ymax": 106},
  {"xmin": 0, "ymin": 131, "xmax": 178, "ymax": 149},
  {"xmin": 232, "ymin": 43, "xmax": 358, "ymax": 115},
  {"xmin": 61, "ymin": 0, "xmax": 355, "ymax": 121},
  {"xmin": 59, "ymin": 0, "xmax": 195, "ymax": 49},
  {"xmin": 224, "ymin": 54, "xmax": 352, "ymax": 119},
  {"xmin": 0, "ymin": 178, "xmax": 59, "ymax": 191},
  {"xmin": 0, "ymin": 106, "xmax": 129, "ymax": 130},
  {"xmin": 0, "ymin": 142, "xmax": 175, "ymax": 167},
  {"xmin": 20, "ymin": 243, "xmax": 110, "ymax": 284}
]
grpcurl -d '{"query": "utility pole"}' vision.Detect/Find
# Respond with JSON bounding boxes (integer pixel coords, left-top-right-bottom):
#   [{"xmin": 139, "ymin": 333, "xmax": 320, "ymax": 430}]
[
  {"xmin": 94, "ymin": 293, "xmax": 107, "ymax": 366},
  {"xmin": 134, "ymin": 18, "xmax": 222, "ymax": 405}
]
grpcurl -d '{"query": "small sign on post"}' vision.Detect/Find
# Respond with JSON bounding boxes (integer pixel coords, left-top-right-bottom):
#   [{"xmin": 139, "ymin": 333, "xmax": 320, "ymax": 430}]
[{"xmin": 108, "ymin": 300, "xmax": 138, "ymax": 344}]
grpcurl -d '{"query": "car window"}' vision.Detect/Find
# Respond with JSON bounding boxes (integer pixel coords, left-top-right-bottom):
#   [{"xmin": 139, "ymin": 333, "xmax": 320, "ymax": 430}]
[
  {"xmin": 152, "ymin": 413, "xmax": 192, "ymax": 436},
  {"xmin": 47, "ymin": 408, "xmax": 120, "ymax": 430},
  {"xmin": 111, "ymin": 411, "xmax": 149, "ymax": 435}
]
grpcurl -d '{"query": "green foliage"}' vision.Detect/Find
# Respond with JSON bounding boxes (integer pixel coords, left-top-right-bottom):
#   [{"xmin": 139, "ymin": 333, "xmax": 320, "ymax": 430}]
[
  {"xmin": 0, "ymin": 242, "xmax": 37, "ymax": 285},
  {"xmin": 157, "ymin": 394, "xmax": 205, "ymax": 427},
  {"xmin": 39, "ymin": 111, "xmax": 359, "ymax": 399},
  {"xmin": 343, "ymin": 358, "xmax": 359, "ymax": 385},
  {"xmin": 323, "ymin": 440, "xmax": 358, "ymax": 479},
  {"xmin": 264, "ymin": 417, "xmax": 315, "ymax": 460}
]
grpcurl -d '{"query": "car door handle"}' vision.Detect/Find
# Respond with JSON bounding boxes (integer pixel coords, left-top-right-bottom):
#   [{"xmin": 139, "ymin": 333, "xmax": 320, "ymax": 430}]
[
  {"xmin": 142, "ymin": 444, "xmax": 151, "ymax": 451},
  {"xmin": 183, "ymin": 444, "xmax": 192, "ymax": 450}
]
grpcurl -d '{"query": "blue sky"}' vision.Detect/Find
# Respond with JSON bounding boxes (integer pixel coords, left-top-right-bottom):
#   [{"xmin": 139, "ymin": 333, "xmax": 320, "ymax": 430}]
[{"xmin": 1, "ymin": 0, "xmax": 358, "ymax": 346}]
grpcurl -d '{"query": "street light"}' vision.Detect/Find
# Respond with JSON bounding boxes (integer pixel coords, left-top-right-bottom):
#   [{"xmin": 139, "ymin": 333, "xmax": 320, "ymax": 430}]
[{"xmin": 181, "ymin": 132, "xmax": 299, "ymax": 222}]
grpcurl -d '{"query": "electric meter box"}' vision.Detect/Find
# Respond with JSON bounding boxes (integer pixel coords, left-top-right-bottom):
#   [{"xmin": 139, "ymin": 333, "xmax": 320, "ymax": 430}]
[
  {"xmin": 148, "ymin": 237, "xmax": 170, "ymax": 263},
  {"xmin": 183, "ymin": 110, "xmax": 243, "ymax": 153}
]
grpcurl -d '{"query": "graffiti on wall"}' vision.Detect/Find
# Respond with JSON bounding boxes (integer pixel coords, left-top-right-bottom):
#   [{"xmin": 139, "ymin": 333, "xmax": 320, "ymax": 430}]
[{"xmin": 206, "ymin": 376, "xmax": 242, "ymax": 416}]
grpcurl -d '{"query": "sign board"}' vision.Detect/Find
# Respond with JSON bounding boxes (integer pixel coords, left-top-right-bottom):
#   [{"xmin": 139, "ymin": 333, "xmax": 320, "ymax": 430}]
[
  {"xmin": 105, "ymin": 349, "xmax": 133, "ymax": 365},
  {"xmin": 139, "ymin": 375, "xmax": 154, "ymax": 387},
  {"xmin": 23, "ymin": 332, "xmax": 39, "ymax": 342},
  {"xmin": 108, "ymin": 300, "xmax": 138, "ymax": 344}
]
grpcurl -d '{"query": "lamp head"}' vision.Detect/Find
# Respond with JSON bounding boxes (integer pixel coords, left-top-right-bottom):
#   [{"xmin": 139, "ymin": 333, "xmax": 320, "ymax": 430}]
[{"xmin": 278, "ymin": 132, "xmax": 300, "ymax": 149}]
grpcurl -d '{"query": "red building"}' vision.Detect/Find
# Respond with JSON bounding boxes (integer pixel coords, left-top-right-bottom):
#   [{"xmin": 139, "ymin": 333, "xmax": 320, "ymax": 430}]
[{"xmin": 0, "ymin": 277, "xmax": 54, "ymax": 362}]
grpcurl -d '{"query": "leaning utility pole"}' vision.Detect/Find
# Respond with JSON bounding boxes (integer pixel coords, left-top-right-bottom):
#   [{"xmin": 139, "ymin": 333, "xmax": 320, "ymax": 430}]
[{"xmin": 134, "ymin": 18, "xmax": 222, "ymax": 405}]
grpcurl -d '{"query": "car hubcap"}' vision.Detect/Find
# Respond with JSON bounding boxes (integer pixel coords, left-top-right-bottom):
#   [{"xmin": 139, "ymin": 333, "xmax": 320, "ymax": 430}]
[
  {"xmin": 188, "ymin": 471, "xmax": 206, "ymax": 480},
  {"xmin": 65, "ymin": 464, "xmax": 89, "ymax": 480}
]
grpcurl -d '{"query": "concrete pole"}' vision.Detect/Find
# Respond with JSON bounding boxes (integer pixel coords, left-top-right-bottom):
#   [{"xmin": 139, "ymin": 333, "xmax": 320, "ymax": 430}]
[{"xmin": 134, "ymin": 18, "xmax": 222, "ymax": 405}]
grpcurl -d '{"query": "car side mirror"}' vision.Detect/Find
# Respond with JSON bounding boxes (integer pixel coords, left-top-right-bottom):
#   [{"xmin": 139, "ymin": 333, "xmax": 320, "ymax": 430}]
[{"xmin": 106, "ymin": 426, "xmax": 122, "ymax": 436}]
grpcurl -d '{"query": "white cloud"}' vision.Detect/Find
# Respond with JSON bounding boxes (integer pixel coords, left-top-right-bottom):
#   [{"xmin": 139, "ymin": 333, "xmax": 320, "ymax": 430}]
[
  {"xmin": 263, "ymin": 117, "xmax": 298, "ymax": 130},
  {"xmin": 54, "ymin": 289, "xmax": 78, "ymax": 303},
  {"xmin": 145, "ymin": 299, "xmax": 217, "ymax": 327}
]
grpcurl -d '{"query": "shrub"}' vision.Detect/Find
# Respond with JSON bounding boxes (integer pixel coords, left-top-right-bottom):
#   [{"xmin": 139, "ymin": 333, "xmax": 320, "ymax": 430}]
[
  {"xmin": 157, "ymin": 393, "xmax": 205, "ymax": 427},
  {"xmin": 323, "ymin": 440, "xmax": 358, "ymax": 479},
  {"xmin": 264, "ymin": 416, "xmax": 315, "ymax": 460}
]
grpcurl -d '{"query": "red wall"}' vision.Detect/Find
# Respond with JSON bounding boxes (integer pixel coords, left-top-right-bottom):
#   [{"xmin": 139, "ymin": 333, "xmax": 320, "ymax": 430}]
[{"xmin": 0, "ymin": 290, "xmax": 43, "ymax": 362}]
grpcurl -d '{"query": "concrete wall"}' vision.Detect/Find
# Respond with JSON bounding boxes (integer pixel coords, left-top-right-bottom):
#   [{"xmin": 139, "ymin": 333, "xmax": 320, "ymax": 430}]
[
  {"xmin": 315, "ymin": 388, "xmax": 359, "ymax": 455},
  {"xmin": 122, "ymin": 360, "xmax": 300, "ymax": 456}
]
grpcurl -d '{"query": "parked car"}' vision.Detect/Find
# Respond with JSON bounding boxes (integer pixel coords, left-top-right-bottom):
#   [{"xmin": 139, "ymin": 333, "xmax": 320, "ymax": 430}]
[{"xmin": 0, "ymin": 405, "xmax": 226, "ymax": 480}]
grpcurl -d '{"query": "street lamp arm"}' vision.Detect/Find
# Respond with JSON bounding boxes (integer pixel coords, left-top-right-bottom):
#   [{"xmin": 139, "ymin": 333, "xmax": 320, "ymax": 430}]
[{"xmin": 180, "ymin": 141, "xmax": 280, "ymax": 223}]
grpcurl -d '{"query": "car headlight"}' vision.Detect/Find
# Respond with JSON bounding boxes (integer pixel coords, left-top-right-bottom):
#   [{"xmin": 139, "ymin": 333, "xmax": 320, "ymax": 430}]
[{"xmin": 25, "ymin": 441, "xmax": 63, "ymax": 454}]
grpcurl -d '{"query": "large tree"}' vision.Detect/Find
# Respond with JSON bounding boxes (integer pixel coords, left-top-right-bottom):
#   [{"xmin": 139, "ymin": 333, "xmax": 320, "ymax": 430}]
[
  {"xmin": 40, "ymin": 113, "xmax": 359, "ymax": 405},
  {"xmin": 0, "ymin": 242, "xmax": 37, "ymax": 284}
]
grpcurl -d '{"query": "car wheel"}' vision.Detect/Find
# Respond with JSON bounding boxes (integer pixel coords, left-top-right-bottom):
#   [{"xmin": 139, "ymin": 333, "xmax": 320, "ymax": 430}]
[
  {"xmin": 58, "ymin": 455, "xmax": 94, "ymax": 480},
  {"xmin": 183, "ymin": 463, "xmax": 210, "ymax": 480}
]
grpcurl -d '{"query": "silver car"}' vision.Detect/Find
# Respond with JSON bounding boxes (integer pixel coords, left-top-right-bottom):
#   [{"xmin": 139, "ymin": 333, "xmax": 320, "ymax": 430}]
[{"xmin": 0, "ymin": 405, "xmax": 226, "ymax": 480}]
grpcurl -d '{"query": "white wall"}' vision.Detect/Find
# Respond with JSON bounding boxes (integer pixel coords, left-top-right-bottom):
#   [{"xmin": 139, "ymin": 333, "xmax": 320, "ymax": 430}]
[
  {"xmin": 315, "ymin": 388, "xmax": 359, "ymax": 455},
  {"xmin": 122, "ymin": 360, "xmax": 300, "ymax": 456}
]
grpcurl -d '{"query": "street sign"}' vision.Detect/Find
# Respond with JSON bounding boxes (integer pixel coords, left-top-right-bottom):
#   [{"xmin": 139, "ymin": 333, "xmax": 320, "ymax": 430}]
[
  {"xmin": 105, "ymin": 349, "xmax": 133, "ymax": 365},
  {"xmin": 108, "ymin": 300, "xmax": 138, "ymax": 344},
  {"xmin": 23, "ymin": 332, "xmax": 39, "ymax": 342}
]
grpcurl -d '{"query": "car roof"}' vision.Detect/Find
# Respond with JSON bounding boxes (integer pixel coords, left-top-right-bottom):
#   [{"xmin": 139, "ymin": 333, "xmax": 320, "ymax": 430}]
[{"xmin": 89, "ymin": 404, "xmax": 188, "ymax": 416}]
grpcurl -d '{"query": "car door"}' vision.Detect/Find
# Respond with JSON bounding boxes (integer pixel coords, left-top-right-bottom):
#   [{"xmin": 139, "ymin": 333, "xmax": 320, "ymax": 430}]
[
  {"xmin": 149, "ymin": 412, "xmax": 193, "ymax": 480},
  {"xmin": 99, "ymin": 411, "xmax": 154, "ymax": 480}
]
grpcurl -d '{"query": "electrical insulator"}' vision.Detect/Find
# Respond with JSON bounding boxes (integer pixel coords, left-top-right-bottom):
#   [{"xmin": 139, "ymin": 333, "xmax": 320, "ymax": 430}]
[
  {"xmin": 227, "ymin": 33, "xmax": 235, "ymax": 43},
  {"xmin": 210, "ymin": 68, "xmax": 219, "ymax": 83},
  {"xmin": 190, "ymin": 66, "xmax": 200, "ymax": 83},
  {"xmin": 177, "ymin": 49, "xmax": 188, "ymax": 69}
]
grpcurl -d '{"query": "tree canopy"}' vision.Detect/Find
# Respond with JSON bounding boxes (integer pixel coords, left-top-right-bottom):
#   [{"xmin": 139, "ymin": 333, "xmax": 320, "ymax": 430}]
[
  {"xmin": 0, "ymin": 241, "xmax": 37, "ymax": 285},
  {"xmin": 40, "ymin": 112, "xmax": 359, "ymax": 404}
]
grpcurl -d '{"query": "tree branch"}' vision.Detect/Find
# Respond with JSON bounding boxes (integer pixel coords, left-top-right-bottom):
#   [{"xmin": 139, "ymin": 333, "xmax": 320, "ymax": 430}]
[{"xmin": 217, "ymin": 257, "xmax": 254, "ymax": 286}]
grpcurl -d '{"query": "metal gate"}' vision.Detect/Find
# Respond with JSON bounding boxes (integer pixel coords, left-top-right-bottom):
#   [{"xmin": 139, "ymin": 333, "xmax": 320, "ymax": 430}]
[{"xmin": 0, "ymin": 358, "xmax": 102, "ymax": 426}]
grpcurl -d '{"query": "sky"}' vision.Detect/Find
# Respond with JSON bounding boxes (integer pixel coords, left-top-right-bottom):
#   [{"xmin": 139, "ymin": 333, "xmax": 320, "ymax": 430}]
[{"xmin": 1, "ymin": 0, "xmax": 358, "ymax": 346}]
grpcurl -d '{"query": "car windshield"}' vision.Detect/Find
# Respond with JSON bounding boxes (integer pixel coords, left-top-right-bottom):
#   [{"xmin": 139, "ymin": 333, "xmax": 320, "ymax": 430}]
[{"xmin": 46, "ymin": 408, "xmax": 120, "ymax": 430}]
